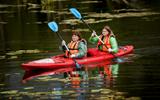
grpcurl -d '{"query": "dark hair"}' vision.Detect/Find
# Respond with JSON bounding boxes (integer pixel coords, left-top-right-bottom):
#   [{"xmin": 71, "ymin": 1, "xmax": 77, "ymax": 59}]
[
  {"xmin": 103, "ymin": 25, "xmax": 113, "ymax": 35},
  {"xmin": 72, "ymin": 31, "xmax": 82, "ymax": 40}
]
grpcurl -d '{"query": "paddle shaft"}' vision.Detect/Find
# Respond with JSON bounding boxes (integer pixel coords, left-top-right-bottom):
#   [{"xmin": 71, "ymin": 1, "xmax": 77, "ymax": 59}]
[
  {"xmin": 81, "ymin": 19, "xmax": 118, "ymax": 58},
  {"xmin": 56, "ymin": 32, "xmax": 69, "ymax": 51}
]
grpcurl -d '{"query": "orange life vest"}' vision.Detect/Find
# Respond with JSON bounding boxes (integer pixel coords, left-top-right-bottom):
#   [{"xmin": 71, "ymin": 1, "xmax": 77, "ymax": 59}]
[
  {"xmin": 97, "ymin": 34, "xmax": 112, "ymax": 52},
  {"xmin": 65, "ymin": 41, "xmax": 80, "ymax": 57}
]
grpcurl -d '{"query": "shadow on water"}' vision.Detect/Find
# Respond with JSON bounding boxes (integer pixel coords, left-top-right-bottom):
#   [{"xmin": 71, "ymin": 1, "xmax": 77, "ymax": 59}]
[{"xmin": 0, "ymin": 0, "xmax": 160, "ymax": 99}]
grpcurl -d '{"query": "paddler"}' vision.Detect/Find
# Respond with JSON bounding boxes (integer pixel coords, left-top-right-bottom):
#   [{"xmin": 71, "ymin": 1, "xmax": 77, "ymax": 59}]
[
  {"xmin": 61, "ymin": 31, "xmax": 87, "ymax": 58},
  {"xmin": 89, "ymin": 25, "xmax": 118, "ymax": 53}
]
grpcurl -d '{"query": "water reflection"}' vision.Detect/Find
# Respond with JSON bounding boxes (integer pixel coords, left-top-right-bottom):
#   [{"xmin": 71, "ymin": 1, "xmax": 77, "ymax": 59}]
[
  {"xmin": 64, "ymin": 63, "xmax": 120, "ymax": 99},
  {"xmin": 21, "ymin": 61, "xmax": 121, "ymax": 99},
  {"xmin": 22, "ymin": 67, "xmax": 74, "ymax": 83}
]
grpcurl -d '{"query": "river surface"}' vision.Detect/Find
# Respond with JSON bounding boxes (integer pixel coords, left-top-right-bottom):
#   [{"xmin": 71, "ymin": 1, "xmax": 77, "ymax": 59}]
[{"xmin": 0, "ymin": 0, "xmax": 160, "ymax": 100}]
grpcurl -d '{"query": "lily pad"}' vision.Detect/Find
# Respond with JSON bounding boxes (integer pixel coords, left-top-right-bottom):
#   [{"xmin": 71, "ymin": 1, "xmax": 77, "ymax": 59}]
[
  {"xmin": 24, "ymin": 87, "xmax": 34, "ymax": 90},
  {"xmin": 0, "ymin": 90, "xmax": 18, "ymax": 94}
]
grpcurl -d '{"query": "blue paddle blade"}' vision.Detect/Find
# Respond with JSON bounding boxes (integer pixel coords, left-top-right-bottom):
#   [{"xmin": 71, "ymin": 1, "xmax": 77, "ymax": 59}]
[
  {"xmin": 113, "ymin": 57, "xmax": 124, "ymax": 63},
  {"xmin": 69, "ymin": 8, "xmax": 82, "ymax": 19},
  {"xmin": 48, "ymin": 21, "xmax": 58, "ymax": 32},
  {"xmin": 75, "ymin": 62, "xmax": 81, "ymax": 69}
]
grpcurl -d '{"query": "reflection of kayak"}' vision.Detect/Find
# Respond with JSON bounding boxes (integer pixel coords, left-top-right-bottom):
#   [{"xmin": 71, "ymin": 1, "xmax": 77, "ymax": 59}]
[
  {"xmin": 22, "ymin": 61, "xmax": 118, "ymax": 84},
  {"xmin": 22, "ymin": 61, "xmax": 114, "ymax": 83},
  {"xmin": 22, "ymin": 67, "xmax": 74, "ymax": 83},
  {"xmin": 21, "ymin": 45, "xmax": 133, "ymax": 71}
]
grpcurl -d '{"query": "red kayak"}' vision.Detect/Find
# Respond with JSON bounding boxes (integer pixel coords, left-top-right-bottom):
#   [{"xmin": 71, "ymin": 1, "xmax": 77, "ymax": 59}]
[{"xmin": 21, "ymin": 45, "xmax": 134, "ymax": 71}]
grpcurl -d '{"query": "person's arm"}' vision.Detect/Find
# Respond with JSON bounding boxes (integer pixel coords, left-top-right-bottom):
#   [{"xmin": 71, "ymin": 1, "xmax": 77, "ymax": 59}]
[
  {"xmin": 110, "ymin": 37, "xmax": 118, "ymax": 53},
  {"xmin": 88, "ymin": 36, "xmax": 99, "ymax": 44},
  {"xmin": 72, "ymin": 42, "xmax": 87, "ymax": 58}
]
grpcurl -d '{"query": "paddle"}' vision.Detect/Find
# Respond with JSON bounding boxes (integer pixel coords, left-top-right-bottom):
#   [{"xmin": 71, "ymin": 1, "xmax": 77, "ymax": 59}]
[
  {"xmin": 69, "ymin": 8, "xmax": 123, "ymax": 63},
  {"xmin": 48, "ymin": 21, "xmax": 81, "ymax": 68}
]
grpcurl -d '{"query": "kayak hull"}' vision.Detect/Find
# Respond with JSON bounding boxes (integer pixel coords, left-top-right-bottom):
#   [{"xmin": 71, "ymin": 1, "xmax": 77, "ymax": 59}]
[{"xmin": 21, "ymin": 45, "xmax": 134, "ymax": 71}]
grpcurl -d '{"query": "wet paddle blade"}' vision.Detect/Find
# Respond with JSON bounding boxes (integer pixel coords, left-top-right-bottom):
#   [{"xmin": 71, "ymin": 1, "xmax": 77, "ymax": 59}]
[
  {"xmin": 48, "ymin": 21, "xmax": 58, "ymax": 32},
  {"xmin": 113, "ymin": 57, "xmax": 124, "ymax": 63},
  {"xmin": 69, "ymin": 8, "xmax": 82, "ymax": 19},
  {"xmin": 75, "ymin": 62, "xmax": 81, "ymax": 69},
  {"xmin": 73, "ymin": 59, "xmax": 81, "ymax": 69}
]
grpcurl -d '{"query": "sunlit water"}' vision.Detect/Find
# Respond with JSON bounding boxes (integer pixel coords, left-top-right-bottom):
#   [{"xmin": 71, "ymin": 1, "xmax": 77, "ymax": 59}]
[{"xmin": 0, "ymin": 0, "xmax": 160, "ymax": 100}]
